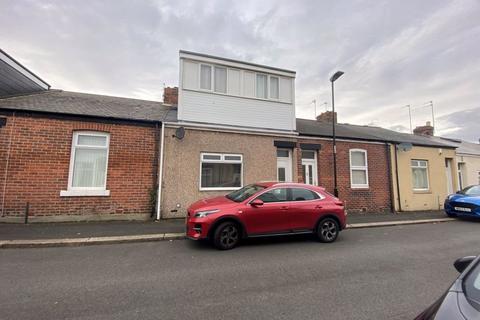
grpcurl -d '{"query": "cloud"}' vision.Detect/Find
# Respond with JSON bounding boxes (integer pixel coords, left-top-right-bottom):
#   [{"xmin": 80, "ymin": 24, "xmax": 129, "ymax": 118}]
[{"xmin": 0, "ymin": 0, "xmax": 479, "ymax": 140}]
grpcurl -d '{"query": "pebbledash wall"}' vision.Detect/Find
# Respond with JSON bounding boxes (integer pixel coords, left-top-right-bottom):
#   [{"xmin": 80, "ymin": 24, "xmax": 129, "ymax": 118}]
[
  {"xmin": 0, "ymin": 111, "xmax": 158, "ymax": 222},
  {"xmin": 296, "ymin": 138, "xmax": 392, "ymax": 213},
  {"xmin": 160, "ymin": 126, "xmax": 298, "ymax": 218}
]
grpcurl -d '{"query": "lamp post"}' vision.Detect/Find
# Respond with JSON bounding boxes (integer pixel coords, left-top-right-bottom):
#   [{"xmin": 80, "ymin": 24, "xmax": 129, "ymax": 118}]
[{"xmin": 330, "ymin": 71, "xmax": 344, "ymax": 197}]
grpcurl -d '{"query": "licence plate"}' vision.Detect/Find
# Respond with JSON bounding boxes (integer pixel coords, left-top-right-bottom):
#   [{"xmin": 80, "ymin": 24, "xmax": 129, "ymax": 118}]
[{"xmin": 454, "ymin": 207, "xmax": 471, "ymax": 212}]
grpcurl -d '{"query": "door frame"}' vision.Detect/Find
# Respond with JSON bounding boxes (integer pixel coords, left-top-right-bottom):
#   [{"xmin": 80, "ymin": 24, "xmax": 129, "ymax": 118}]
[
  {"xmin": 276, "ymin": 148, "xmax": 292, "ymax": 182},
  {"xmin": 301, "ymin": 151, "xmax": 318, "ymax": 186}
]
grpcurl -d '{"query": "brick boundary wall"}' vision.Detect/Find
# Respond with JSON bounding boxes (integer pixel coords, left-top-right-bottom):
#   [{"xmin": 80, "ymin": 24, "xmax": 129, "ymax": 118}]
[
  {"xmin": 0, "ymin": 112, "xmax": 158, "ymax": 221},
  {"xmin": 296, "ymin": 138, "xmax": 392, "ymax": 213}
]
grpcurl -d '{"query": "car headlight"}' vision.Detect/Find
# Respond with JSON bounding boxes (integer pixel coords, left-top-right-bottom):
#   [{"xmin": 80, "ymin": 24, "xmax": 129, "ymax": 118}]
[
  {"xmin": 447, "ymin": 194, "xmax": 454, "ymax": 201},
  {"xmin": 194, "ymin": 209, "xmax": 220, "ymax": 218}
]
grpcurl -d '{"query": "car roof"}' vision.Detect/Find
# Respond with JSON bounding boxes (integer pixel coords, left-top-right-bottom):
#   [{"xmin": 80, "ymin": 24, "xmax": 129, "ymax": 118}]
[{"xmin": 255, "ymin": 181, "xmax": 324, "ymax": 189}]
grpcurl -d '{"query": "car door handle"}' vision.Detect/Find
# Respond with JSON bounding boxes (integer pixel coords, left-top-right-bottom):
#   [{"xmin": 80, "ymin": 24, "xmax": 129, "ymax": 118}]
[
  {"xmin": 315, "ymin": 205, "xmax": 323, "ymax": 209},
  {"xmin": 280, "ymin": 206, "xmax": 289, "ymax": 210}
]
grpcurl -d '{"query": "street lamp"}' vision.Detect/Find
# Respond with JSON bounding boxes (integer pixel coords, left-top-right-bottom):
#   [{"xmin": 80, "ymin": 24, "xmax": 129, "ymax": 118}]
[{"xmin": 330, "ymin": 71, "xmax": 344, "ymax": 198}]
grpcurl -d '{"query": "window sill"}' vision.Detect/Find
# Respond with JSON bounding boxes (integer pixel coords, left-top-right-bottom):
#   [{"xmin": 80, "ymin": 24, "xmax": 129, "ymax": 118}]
[
  {"xmin": 413, "ymin": 190, "xmax": 431, "ymax": 194},
  {"xmin": 60, "ymin": 190, "xmax": 110, "ymax": 197},
  {"xmin": 351, "ymin": 186, "xmax": 369, "ymax": 190},
  {"xmin": 199, "ymin": 187, "xmax": 241, "ymax": 192}
]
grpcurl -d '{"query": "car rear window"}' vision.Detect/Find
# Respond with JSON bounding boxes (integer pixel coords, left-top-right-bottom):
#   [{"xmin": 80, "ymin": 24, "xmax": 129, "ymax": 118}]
[
  {"xmin": 291, "ymin": 188, "xmax": 320, "ymax": 201},
  {"xmin": 464, "ymin": 260, "xmax": 480, "ymax": 311}
]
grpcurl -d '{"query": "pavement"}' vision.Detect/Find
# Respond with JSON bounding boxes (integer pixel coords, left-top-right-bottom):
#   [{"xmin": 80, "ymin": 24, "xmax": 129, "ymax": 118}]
[
  {"xmin": 0, "ymin": 211, "xmax": 454, "ymax": 248},
  {"xmin": 1, "ymin": 220, "xmax": 479, "ymax": 320}
]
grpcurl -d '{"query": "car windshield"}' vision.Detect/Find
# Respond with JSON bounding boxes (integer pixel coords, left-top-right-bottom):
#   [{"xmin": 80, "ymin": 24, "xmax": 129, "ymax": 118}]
[
  {"xmin": 225, "ymin": 184, "xmax": 265, "ymax": 202},
  {"xmin": 464, "ymin": 259, "xmax": 480, "ymax": 311},
  {"xmin": 460, "ymin": 185, "xmax": 480, "ymax": 196}
]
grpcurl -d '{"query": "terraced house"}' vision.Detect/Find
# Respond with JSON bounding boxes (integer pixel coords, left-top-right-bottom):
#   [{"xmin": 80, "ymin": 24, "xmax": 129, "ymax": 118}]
[{"xmin": 0, "ymin": 49, "xmax": 457, "ymax": 222}]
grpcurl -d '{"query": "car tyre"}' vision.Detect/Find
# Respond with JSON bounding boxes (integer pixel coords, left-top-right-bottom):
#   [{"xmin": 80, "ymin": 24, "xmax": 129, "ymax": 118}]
[
  {"xmin": 316, "ymin": 217, "xmax": 339, "ymax": 243},
  {"xmin": 213, "ymin": 221, "xmax": 240, "ymax": 250}
]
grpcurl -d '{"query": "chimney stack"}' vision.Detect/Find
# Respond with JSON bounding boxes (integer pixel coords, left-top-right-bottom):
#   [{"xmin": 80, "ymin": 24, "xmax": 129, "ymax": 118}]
[
  {"xmin": 163, "ymin": 87, "xmax": 178, "ymax": 105},
  {"xmin": 413, "ymin": 121, "xmax": 434, "ymax": 136},
  {"xmin": 316, "ymin": 111, "xmax": 337, "ymax": 124}
]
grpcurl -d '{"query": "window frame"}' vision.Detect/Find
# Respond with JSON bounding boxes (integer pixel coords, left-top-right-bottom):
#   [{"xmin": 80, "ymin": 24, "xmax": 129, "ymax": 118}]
[
  {"xmin": 199, "ymin": 152, "xmax": 243, "ymax": 191},
  {"xmin": 60, "ymin": 131, "xmax": 110, "ymax": 197},
  {"xmin": 214, "ymin": 66, "xmax": 227, "ymax": 94},
  {"xmin": 255, "ymin": 73, "xmax": 268, "ymax": 99},
  {"xmin": 411, "ymin": 159, "xmax": 430, "ymax": 191},
  {"xmin": 249, "ymin": 187, "xmax": 324, "ymax": 204},
  {"xmin": 199, "ymin": 63, "xmax": 213, "ymax": 91},
  {"xmin": 349, "ymin": 149, "xmax": 369, "ymax": 189},
  {"xmin": 269, "ymin": 75, "xmax": 279, "ymax": 100}
]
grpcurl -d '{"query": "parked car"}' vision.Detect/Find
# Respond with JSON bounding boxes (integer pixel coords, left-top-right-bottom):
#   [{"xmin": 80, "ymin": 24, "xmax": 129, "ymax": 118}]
[
  {"xmin": 414, "ymin": 255, "xmax": 480, "ymax": 320},
  {"xmin": 444, "ymin": 185, "xmax": 480, "ymax": 218},
  {"xmin": 186, "ymin": 182, "xmax": 347, "ymax": 250}
]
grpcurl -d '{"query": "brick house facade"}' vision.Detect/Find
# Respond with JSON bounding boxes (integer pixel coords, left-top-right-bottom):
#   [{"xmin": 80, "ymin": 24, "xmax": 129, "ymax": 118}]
[
  {"xmin": 295, "ymin": 138, "xmax": 392, "ymax": 213},
  {"xmin": 0, "ymin": 91, "xmax": 170, "ymax": 222}
]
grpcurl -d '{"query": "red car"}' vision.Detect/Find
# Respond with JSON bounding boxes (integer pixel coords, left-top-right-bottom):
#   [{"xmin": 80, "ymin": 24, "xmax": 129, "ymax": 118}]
[{"xmin": 186, "ymin": 182, "xmax": 347, "ymax": 250}]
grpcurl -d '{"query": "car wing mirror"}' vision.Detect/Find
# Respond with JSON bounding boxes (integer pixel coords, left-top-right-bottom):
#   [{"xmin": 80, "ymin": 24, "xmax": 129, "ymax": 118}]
[
  {"xmin": 250, "ymin": 199, "xmax": 264, "ymax": 207},
  {"xmin": 454, "ymin": 256, "xmax": 476, "ymax": 273}
]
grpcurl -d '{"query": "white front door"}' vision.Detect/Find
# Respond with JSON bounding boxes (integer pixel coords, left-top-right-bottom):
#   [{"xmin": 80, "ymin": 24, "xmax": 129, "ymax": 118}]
[
  {"xmin": 301, "ymin": 150, "xmax": 317, "ymax": 185},
  {"xmin": 277, "ymin": 149, "xmax": 292, "ymax": 182},
  {"xmin": 445, "ymin": 159, "xmax": 453, "ymax": 194}
]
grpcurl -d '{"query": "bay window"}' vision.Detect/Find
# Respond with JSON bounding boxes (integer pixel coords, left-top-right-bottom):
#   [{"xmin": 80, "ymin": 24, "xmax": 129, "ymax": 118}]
[
  {"xmin": 200, "ymin": 153, "xmax": 242, "ymax": 190},
  {"xmin": 60, "ymin": 131, "xmax": 110, "ymax": 197},
  {"xmin": 349, "ymin": 149, "xmax": 369, "ymax": 188}
]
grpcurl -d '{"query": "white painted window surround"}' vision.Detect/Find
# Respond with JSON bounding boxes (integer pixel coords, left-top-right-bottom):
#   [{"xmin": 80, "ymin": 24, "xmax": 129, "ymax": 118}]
[
  {"xmin": 349, "ymin": 149, "xmax": 369, "ymax": 188},
  {"xmin": 60, "ymin": 131, "xmax": 110, "ymax": 197}
]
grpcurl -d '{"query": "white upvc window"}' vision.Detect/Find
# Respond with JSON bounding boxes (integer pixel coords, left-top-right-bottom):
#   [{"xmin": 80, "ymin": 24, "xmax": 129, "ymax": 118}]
[
  {"xmin": 60, "ymin": 131, "xmax": 110, "ymax": 197},
  {"xmin": 200, "ymin": 64, "xmax": 212, "ymax": 90},
  {"xmin": 411, "ymin": 159, "xmax": 430, "ymax": 191},
  {"xmin": 256, "ymin": 73, "xmax": 268, "ymax": 99},
  {"xmin": 200, "ymin": 153, "xmax": 243, "ymax": 191},
  {"xmin": 214, "ymin": 66, "xmax": 227, "ymax": 93},
  {"xmin": 349, "ymin": 149, "xmax": 369, "ymax": 188},
  {"xmin": 269, "ymin": 76, "xmax": 279, "ymax": 99}
]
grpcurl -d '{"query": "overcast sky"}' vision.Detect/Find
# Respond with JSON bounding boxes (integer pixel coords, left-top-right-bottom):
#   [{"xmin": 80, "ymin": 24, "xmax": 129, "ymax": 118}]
[{"xmin": 1, "ymin": 0, "xmax": 479, "ymax": 142}]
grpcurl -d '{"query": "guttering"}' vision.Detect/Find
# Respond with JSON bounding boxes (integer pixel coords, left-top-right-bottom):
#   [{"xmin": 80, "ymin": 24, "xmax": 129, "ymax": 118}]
[
  {"xmin": 164, "ymin": 121, "xmax": 298, "ymax": 138},
  {"xmin": 156, "ymin": 122, "xmax": 165, "ymax": 220}
]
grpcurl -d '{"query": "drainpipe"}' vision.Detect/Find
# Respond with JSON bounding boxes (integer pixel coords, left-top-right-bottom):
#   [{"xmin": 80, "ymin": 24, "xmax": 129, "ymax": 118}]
[
  {"xmin": 394, "ymin": 144, "xmax": 402, "ymax": 212},
  {"xmin": 1, "ymin": 112, "xmax": 15, "ymax": 217},
  {"xmin": 156, "ymin": 122, "xmax": 165, "ymax": 220},
  {"xmin": 386, "ymin": 143, "xmax": 395, "ymax": 213}
]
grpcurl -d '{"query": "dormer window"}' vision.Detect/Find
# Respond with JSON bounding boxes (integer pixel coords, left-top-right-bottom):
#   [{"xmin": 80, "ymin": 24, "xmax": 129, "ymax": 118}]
[
  {"xmin": 256, "ymin": 74, "xmax": 268, "ymax": 99},
  {"xmin": 200, "ymin": 64, "xmax": 212, "ymax": 90},
  {"xmin": 270, "ymin": 76, "xmax": 279, "ymax": 99},
  {"xmin": 214, "ymin": 66, "xmax": 227, "ymax": 93}
]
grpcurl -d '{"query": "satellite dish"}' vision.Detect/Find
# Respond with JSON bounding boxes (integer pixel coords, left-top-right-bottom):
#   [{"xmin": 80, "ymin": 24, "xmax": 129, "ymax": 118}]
[
  {"xmin": 174, "ymin": 127, "xmax": 185, "ymax": 140},
  {"xmin": 397, "ymin": 142, "xmax": 413, "ymax": 152}
]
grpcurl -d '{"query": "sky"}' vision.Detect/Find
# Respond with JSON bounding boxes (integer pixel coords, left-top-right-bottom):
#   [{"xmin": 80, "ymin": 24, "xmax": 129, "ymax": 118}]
[{"xmin": 1, "ymin": 0, "xmax": 479, "ymax": 142}]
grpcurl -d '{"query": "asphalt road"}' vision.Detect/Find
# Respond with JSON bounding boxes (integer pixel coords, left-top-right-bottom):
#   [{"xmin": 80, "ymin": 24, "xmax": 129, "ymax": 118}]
[{"xmin": 1, "ymin": 220, "xmax": 479, "ymax": 320}]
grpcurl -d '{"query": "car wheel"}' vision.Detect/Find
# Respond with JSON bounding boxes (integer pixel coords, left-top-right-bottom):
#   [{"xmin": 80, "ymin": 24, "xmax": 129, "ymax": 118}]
[
  {"xmin": 213, "ymin": 222, "xmax": 240, "ymax": 250},
  {"xmin": 316, "ymin": 218, "xmax": 339, "ymax": 243}
]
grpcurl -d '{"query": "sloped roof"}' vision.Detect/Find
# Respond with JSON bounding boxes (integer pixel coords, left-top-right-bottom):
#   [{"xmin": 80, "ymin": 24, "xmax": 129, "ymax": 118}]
[
  {"xmin": 0, "ymin": 90, "xmax": 173, "ymax": 123},
  {"xmin": 0, "ymin": 49, "xmax": 50, "ymax": 97},
  {"xmin": 432, "ymin": 137, "xmax": 480, "ymax": 156},
  {"xmin": 296, "ymin": 118, "xmax": 455, "ymax": 148}
]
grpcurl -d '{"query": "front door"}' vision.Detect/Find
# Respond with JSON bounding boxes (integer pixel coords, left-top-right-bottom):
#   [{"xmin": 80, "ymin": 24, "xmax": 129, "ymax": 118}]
[
  {"xmin": 301, "ymin": 150, "xmax": 317, "ymax": 185},
  {"xmin": 446, "ymin": 159, "xmax": 454, "ymax": 194},
  {"xmin": 276, "ymin": 149, "xmax": 292, "ymax": 182}
]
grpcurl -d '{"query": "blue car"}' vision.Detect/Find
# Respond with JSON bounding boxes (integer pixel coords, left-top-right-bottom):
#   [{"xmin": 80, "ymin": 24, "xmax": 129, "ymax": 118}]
[{"xmin": 445, "ymin": 185, "xmax": 480, "ymax": 218}]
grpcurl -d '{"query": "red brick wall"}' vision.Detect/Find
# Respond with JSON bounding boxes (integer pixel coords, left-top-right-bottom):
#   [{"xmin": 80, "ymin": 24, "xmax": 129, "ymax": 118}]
[
  {"xmin": 0, "ymin": 113, "xmax": 157, "ymax": 219},
  {"xmin": 296, "ymin": 138, "xmax": 392, "ymax": 213}
]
